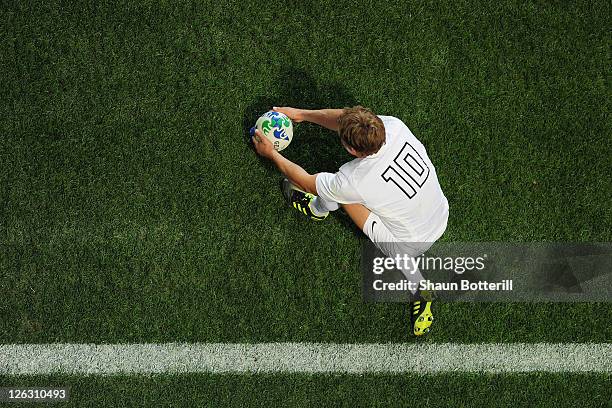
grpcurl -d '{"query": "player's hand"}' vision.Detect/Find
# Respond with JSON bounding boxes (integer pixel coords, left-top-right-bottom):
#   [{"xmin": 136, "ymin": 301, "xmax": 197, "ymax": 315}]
[
  {"xmin": 252, "ymin": 129, "xmax": 276, "ymax": 159},
  {"xmin": 273, "ymin": 106, "xmax": 304, "ymax": 123}
]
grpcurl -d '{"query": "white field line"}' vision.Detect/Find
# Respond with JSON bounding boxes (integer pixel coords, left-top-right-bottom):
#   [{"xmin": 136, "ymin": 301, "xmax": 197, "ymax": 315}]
[{"xmin": 0, "ymin": 343, "xmax": 610, "ymax": 375}]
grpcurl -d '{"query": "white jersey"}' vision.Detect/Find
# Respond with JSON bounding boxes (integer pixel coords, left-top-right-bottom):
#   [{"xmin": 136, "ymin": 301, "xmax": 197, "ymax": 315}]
[{"xmin": 316, "ymin": 115, "xmax": 449, "ymax": 243}]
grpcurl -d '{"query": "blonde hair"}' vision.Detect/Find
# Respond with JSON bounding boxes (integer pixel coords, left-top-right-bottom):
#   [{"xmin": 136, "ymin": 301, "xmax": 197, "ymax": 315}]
[{"xmin": 337, "ymin": 106, "xmax": 385, "ymax": 155}]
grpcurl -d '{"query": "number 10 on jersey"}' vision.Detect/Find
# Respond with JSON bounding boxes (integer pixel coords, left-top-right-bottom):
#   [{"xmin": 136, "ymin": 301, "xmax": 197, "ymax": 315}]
[{"xmin": 381, "ymin": 142, "xmax": 430, "ymax": 199}]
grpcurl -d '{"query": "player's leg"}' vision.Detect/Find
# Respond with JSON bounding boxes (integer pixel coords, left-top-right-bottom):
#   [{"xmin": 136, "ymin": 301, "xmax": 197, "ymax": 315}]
[
  {"xmin": 357, "ymin": 210, "xmax": 434, "ymax": 337},
  {"xmin": 310, "ymin": 196, "xmax": 338, "ymax": 215},
  {"xmin": 281, "ymin": 179, "xmax": 329, "ymax": 221},
  {"xmin": 280, "ymin": 181, "xmax": 367, "ymax": 222},
  {"xmin": 358, "ymin": 211, "xmax": 426, "ymax": 292},
  {"xmin": 341, "ymin": 203, "xmax": 370, "ymax": 230}
]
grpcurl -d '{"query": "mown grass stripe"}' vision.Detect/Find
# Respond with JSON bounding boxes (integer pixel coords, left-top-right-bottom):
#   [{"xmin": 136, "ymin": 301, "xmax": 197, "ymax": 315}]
[{"xmin": 1, "ymin": 343, "xmax": 610, "ymax": 375}]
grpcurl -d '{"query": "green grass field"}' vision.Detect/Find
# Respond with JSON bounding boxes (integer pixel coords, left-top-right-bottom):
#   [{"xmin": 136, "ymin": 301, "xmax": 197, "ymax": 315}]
[
  {"xmin": 1, "ymin": 373, "xmax": 610, "ymax": 407},
  {"xmin": 1, "ymin": 0, "xmax": 610, "ymax": 405}
]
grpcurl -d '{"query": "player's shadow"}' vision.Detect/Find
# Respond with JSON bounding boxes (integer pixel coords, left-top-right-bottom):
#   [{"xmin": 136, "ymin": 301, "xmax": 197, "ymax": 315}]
[{"xmin": 242, "ymin": 66, "xmax": 362, "ymax": 235}]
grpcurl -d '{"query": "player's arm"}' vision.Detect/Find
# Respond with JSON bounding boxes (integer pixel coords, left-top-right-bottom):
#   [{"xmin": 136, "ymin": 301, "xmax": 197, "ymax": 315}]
[
  {"xmin": 273, "ymin": 106, "xmax": 344, "ymax": 132},
  {"xmin": 252, "ymin": 129, "xmax": 318, "ymax": 194},
  {"xmin": 270, "ymin": 152, "xmax": 318, "ymax": 194}
]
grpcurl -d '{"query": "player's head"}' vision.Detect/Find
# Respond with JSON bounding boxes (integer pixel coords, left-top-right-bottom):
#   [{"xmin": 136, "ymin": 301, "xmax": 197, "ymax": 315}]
[{"xmin": 337, "ymin": 106, "xmax": 385, "ymax": 157}]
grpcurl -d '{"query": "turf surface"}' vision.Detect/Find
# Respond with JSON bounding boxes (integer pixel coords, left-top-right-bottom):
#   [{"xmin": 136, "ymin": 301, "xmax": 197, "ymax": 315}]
[
  {"xmin": 1, "ymin": 374, "xmax": 610, "ymax": 407},
  {"xmin": 1, "ymin": 0, "xmax": 610, "ymax": 345},
  {"xmin": 0, "ymin": 0, "xmax": 610, "ymax": 404}
]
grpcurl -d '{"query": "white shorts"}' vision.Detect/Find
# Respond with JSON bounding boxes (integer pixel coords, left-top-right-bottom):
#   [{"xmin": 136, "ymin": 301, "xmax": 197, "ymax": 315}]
[{"xmin": 363, "ymin": 212, "xmax": 434, "ymax": 260}]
